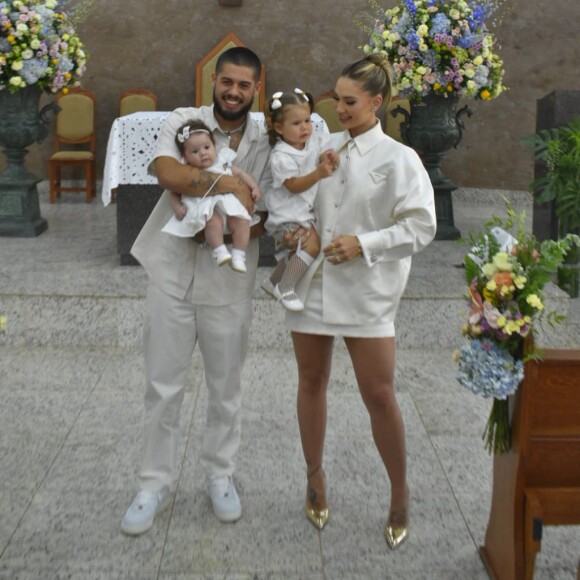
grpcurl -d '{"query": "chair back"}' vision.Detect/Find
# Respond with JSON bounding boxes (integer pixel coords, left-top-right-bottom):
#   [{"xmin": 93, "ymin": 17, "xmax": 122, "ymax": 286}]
[
  {"xmin": 55, "ymin": 87, "xmax": 95, "ymax": 150},
  {"xmin": 314, "ymin": 91, "xmax": 342, "ymax": 133},
  {"xmin": 119, "ymin": 88, "xmax": 157, "ymax": 117},
  {"xmin": 195, "ymin": 32, "xmax": 265, "ymax": 112}
]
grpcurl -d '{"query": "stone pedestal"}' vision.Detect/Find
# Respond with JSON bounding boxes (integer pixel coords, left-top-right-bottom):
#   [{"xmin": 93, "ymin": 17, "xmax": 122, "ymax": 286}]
[
  {"xmin": 533, "ymin": 90, "xmax": 580, "ymax": 241},
  {"xmin": 116, "ymin": 184, "xmax": 276, "ymax": 266}
]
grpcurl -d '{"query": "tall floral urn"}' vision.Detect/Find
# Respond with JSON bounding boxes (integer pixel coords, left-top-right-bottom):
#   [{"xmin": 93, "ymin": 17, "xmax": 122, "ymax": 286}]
[
  {"xmin": 0, "ymin": 86, "xmax": 57, "ymax": 237},
  {"xmin": 361, "ymin": 0, "xmax": 509, "ymax": 240},
  {"xmin": 0, "ymin": 0, "xmax": 90, "ymax": 237},
  {"xmin": 393, "ymin": 94, "xmax": 472, "ymax": 240}
]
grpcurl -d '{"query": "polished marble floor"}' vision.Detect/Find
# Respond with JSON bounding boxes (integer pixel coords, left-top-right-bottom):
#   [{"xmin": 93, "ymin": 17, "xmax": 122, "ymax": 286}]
[{"xmin": 0, "ymin": 187, "xmax": 578, "ymax": 579}]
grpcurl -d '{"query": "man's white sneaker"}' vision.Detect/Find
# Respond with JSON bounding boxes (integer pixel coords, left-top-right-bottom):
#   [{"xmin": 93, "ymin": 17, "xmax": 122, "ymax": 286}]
[
  {"xmin": 121, "ymin": 488, "xmax": 171, "ymax": 536},
  {"xmin": 273, "ymin": 284, "xmax": 304, "ymax": 312},
  {"xmin": 208, "ymin": 475, "xmax": 242, "ymax": 523}
]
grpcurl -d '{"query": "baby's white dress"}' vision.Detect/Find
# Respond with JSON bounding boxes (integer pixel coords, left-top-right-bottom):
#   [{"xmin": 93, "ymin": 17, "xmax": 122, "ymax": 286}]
[{"xmin": 162, "ymin": 148, "xmax": 258, "ymax": 238}]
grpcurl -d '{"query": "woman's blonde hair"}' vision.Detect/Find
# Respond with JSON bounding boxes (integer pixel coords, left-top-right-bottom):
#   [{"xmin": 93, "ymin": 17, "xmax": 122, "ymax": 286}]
[{"xmin": 340, "ymin": 53, "xmax": 393, "ymax": 109}]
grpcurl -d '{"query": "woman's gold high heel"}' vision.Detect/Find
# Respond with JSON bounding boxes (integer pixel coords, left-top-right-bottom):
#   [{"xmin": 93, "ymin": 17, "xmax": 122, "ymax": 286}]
[
  {"xmin": 385, "ymin": 505, "xmax": 408, "ymax": 550},
  {"xmin": 305, "ymin": 465, "xmax": 329, "ymax": 530}
]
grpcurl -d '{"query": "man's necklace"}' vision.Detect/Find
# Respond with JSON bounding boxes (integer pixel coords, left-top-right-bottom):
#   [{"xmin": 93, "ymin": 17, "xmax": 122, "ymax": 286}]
[{"xmin": 221, "ymin": 121, "xmax": 246, "ymax": 138}]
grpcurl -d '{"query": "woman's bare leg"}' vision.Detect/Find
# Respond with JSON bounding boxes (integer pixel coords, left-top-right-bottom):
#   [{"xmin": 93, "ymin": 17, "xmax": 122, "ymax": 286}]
[
  {"xmin": 344, "ymin": 336, "xmax": 409, "ymax": 526},
  {"xmin": 291, "ymin": 331, "xmax": 334, "ymax": 512}
]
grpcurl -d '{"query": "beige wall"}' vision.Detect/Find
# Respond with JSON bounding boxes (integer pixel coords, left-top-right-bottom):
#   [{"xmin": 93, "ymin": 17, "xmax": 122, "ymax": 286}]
[{"xmin": 4, "ymin": 0, "xmax": 580, "ymax": 190}]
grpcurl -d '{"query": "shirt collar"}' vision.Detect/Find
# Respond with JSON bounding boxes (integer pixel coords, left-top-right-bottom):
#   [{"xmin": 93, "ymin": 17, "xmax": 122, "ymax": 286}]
[
  {"xmin": 274, "ymin": 139, "xmax": 308, "ymax": 156},
  {"xmin": 338, "ymin": 120, "xmax": 384, "ymax": 156}
]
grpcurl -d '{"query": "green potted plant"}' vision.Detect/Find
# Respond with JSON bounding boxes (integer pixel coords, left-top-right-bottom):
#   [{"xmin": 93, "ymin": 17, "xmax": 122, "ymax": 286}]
[{"xmin": 523, "ymin": 116, "xmax": 580, "ymax": 297}]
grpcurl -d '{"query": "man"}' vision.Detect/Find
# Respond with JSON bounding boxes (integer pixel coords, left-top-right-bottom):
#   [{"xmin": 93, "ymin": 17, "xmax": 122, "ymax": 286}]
[{"xmin": 121, "ymin": 47, "xmax": 271, "ymax": 536}]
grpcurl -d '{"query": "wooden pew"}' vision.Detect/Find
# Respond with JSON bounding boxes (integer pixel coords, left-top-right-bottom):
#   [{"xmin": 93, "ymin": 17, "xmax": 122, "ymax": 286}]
[{"xmin": 479, "ymin": 349, "xmax": 580, "ymax": 579}]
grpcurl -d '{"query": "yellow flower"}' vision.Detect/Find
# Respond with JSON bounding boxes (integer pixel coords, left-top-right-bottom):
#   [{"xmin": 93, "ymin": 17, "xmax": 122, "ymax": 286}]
[
  {"xmin": 486, "ymin": 280, "xmax": 497, "ymax": 292},
  {"xmin": 497, "ymin": 315, "xmax": 506, "ymax": 328},
  {"xmin": 514, "ymin": 275, "xmax": 526, "ymax": 289},
  {"xmin": 482, "ymin": 263, "xmax": 497, "ymax": 278},
  {"xmin": 493, "ymin": 252, "xmax": 512, "ymax": 272},
  {"xmin": 480, "ymin": 90, "xmax": 491, "ymax": 100},
  {"xmin": 527, "ymin": 294, "xmax": 544, "ymax": 310}
]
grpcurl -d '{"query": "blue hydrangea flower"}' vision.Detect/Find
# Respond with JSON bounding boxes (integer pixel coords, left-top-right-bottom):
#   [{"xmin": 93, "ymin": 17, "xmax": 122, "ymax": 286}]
[
  {"xmin": 392, "ymin": 12, "xmax": 413, "ymax": 37},
  {"xmin": 20, "ymin": 58, "xmax": 49, "ymax": 84},
  {"xmin": 418, "ymin": 49, "xmax": 439, "ymax": 69},
  {"xmin": 430, "ymin": 13, "xmax": 452, "ymax": 37},
  {"xmin": 457, "ymin": 339, "xmax": 524, "ymax": 399}
]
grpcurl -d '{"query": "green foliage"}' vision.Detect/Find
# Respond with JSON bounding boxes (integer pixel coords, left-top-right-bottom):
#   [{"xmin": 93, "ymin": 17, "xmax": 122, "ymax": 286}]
[{"xmin": 522, "ymin": 116, "xmax": 580, "ymax": 235}]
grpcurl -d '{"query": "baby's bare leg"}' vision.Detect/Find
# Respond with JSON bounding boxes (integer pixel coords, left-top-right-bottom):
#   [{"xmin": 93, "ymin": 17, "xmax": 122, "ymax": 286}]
[
  {"xmin": 205, "ymin": 213, "xmax": 225, "ymax": 250},
  {"xmin": 227, "ymin": 216, "xmax": 250, "ymax": 251}
]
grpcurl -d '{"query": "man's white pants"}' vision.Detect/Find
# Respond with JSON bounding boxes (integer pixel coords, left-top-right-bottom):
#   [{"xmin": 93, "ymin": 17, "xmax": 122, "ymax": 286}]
[{"xmin": 138, "ymin": 281, "xmax": 252, "ymax": 492}]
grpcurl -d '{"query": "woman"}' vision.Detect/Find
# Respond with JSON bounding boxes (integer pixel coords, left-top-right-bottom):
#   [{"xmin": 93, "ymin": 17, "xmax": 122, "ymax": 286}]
[{"xmin": 286, "ymin": 53, "xmax": 436, "ymax": 548}]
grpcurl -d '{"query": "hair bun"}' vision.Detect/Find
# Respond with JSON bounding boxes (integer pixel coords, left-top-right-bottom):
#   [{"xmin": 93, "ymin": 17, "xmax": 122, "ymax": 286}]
[{"xmin": 366, "ymin": 52, "xmax": 390, "ymax": 71}]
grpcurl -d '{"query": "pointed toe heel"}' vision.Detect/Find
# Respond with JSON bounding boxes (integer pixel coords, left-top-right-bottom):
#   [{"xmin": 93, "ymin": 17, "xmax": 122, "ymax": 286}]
[
  {"xmin": 306, "ymin": 505, "xmax": 329, "ymax": 530},
  {"xmin": 385, "ymin": 524, "xmax": 408, "ymax": 549},
  {"xmin": 305, "ymin": 464, "xmax": 329, "ymax": 530}
]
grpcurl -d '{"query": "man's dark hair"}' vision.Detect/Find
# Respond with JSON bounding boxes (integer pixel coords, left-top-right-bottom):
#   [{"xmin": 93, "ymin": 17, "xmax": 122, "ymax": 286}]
[{"xmin": 216, "ymin": 47, "xmax": 262, "ymax": 82}]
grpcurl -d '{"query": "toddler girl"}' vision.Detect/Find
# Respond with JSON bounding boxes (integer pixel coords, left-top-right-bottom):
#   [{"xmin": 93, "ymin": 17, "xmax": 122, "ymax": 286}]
[
  {"xmin": 162, "ymin": 120, "xmax": 261, "ymax": 273},
  {"xmin": 262, "ymin": 89, "xmax": 338, "ymax": 310}
]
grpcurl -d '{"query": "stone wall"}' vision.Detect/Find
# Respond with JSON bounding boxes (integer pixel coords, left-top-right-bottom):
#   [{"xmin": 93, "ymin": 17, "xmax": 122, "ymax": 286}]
[{"xmin": 2, "ymin": 0, "xmax": 580, "ymax": 191}]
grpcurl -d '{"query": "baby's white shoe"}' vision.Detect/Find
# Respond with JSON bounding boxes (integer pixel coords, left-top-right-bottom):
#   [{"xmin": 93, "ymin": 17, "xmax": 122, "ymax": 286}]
[
  {"xmin": 231, "ymin": 249, "xmax": 247, "ymax": 273},
  {"xmin": 212, "ymin": 245, "xmax": 232, "ymax": 267}
]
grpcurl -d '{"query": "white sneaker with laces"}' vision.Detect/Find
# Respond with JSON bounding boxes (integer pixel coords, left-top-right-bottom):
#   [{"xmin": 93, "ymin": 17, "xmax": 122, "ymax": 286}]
[
  {"xmin": 273, "ymin": 284, "xmax": 304, "ymax": 312},
  {"xmin": 121, "ymin": 488, "xmax": 171, "ymax": 535},
  {"xmin": 208, "ymin": 475, "xmax": 242, "ymax": 523}
]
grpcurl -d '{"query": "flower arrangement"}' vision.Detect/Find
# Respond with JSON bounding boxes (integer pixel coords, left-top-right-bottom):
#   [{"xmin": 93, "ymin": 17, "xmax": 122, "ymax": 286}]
[
  {"xmin": 360, "ymin": 0, "xmax": 507, "ymax": 101},
  {"xmin": 456, "ymin": 205, "xmax": 580, "ymax": 454},
  {"xmin": 0, "ymin": 0, "xmax": 89, "ymax": 94}
]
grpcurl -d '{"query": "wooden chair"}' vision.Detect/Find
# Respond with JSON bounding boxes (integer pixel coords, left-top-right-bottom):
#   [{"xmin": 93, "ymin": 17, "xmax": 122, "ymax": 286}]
[
  {"xmin": 480, "ymin": 348, "xmax": 580, "ymax": 580},
  {"xmin": 48, "ymin": 87, "xmax": 96, "ymax": 204},
  {"xmin": 119, "ymin": 87, "xmax": 157, "ymax": 117},
  {"xmin": 314, "ymin": 91, "xmax": 341, "ymax": 133},
  {"xmin": 195, "ymin": 32, "xmax": 265, "ymax": 111}
]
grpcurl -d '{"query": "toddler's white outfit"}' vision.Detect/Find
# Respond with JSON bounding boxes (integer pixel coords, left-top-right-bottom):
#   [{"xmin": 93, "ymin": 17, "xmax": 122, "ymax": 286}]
[
  {"xmin": 264, "ymin": 131, "xmax": 328, "ymax": 239},
  {"xmin": 162, "ymin": 148, "xmax": 258, "ymax": 238}
]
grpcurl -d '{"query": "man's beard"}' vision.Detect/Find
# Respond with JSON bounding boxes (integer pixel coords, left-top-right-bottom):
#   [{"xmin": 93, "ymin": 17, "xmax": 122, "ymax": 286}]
[{"xmin": 212, "ymin": 89, "xmax": 254, "ymax": 121}]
